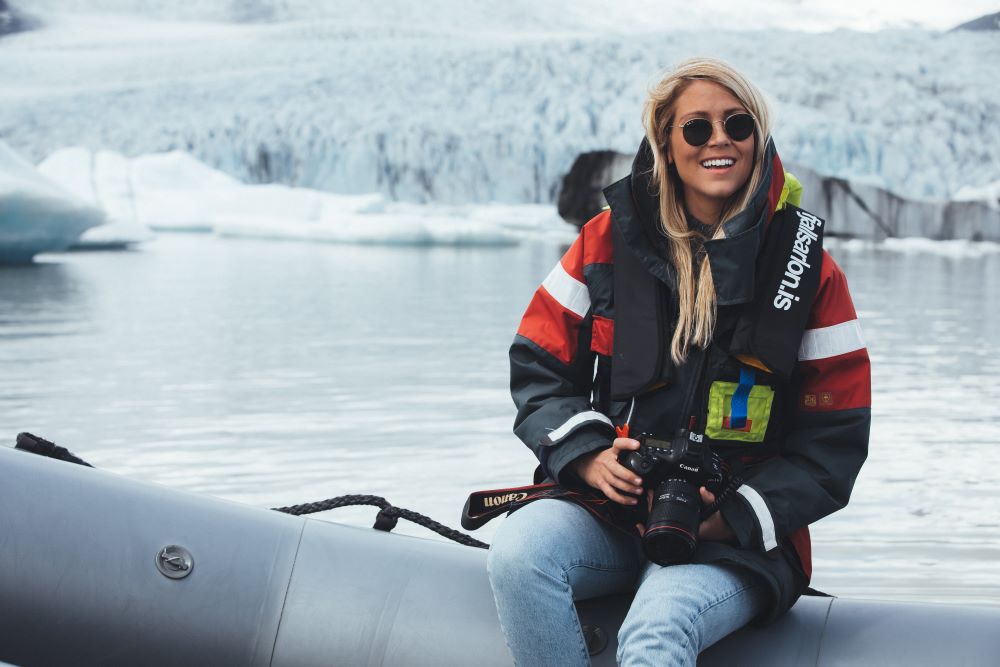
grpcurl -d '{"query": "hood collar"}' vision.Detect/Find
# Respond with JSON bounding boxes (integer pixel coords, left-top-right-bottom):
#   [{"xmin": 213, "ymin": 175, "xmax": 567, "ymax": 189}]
[{"xmin": 603, "ymin": 136, "xmax": 786, "ymax": 305}]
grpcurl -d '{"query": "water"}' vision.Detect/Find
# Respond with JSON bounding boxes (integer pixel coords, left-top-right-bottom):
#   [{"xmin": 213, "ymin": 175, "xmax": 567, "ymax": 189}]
[{"xmin": 1, "ymin": 233, "xmax": 998, "ymax": 607}]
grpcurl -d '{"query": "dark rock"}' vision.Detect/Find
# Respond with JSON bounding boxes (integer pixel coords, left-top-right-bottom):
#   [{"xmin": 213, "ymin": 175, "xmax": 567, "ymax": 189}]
[
  {"xmin": 950, "ymin": 12, "xmax": 1000, "ymax": 31},
  {"xmin": 556, "ymin": 150, "xmax": 631, "ymax": 227},
  {"xmin": 0, "ymin": 1, "xmax": 40, "ymax": 37}
]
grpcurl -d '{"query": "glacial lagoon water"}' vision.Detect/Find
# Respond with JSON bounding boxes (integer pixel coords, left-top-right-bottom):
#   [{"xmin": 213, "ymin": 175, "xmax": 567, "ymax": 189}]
[{"xmin": 1, "ymin": 232, "xmax": 998, "ymax": 607}]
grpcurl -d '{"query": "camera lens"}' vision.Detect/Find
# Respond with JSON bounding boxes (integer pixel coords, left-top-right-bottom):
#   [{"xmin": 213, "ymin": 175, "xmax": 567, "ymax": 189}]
[{"xmin": 642, "ymin": 477, "xmax": 701, "ymax": 565}]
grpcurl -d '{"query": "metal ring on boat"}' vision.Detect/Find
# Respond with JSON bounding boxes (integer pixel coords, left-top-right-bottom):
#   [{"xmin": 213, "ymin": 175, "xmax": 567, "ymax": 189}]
[{"xmin": 155, "ymin": 545, "xmax": 194, "ymax": 579}]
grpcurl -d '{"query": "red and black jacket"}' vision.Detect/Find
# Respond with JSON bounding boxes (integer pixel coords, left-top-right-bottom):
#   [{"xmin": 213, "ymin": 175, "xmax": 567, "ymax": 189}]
[{"xmin": 509, "ymin": 138, "xmax": 871, "ymax": 621}]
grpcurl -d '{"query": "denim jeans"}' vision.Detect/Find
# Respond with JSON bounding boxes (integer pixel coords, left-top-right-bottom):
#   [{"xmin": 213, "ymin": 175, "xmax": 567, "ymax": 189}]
[{"xmin": 486, "ymin": 499, "xmax": 767, "ymax": 667}]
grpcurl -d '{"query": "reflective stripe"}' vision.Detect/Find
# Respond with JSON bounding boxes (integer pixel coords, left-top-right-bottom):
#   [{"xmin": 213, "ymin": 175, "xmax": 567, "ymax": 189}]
[
  {"xmin": 544, "ymin": 411, "xmax": 613, "ymax": 445},
  {"xmin": 541, "ymin": 261, "xmax": 591, "ymax": 318},
  {"xmin": 737, "ymin": 485, "xmax": 778, "ymax": 551},
  {"xmin": 798, "ymin": 319, "xmax": 865, "ymax": 361}
]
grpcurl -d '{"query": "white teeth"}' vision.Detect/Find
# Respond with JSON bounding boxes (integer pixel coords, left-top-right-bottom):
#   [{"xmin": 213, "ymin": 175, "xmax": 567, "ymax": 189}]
[{"xmin": 701, "ymin": 158, "xmax": 734, "ymax": 168}]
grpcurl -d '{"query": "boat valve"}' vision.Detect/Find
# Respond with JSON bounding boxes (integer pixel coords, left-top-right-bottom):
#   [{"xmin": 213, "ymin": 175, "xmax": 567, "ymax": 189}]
[{"xmin": 155, "ymin": 544, "xmax": 194, "ymax": 579}]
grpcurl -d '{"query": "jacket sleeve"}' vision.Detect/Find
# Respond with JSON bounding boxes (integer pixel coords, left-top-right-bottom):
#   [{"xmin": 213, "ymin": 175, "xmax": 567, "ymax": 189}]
[
  {"xmin": 720, "ymin": 250, "xmax": 871, "ymax": 552},
  {"xmin": 510, "ymin": 215, "xmax": 617, "ymax": 483}
]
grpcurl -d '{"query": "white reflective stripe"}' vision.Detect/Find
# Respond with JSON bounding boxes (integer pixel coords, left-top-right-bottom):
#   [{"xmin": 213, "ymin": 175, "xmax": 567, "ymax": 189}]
[
  {"xmin": 546, "ymin": 411, "xmax": 613, "ymax": 444},
  {"xmin": 541, "ymin": 261, "xmax": 590, "ymax": 318},
  {"xmin": 798, "ymin": 319, "xmax": 865, "ymax": 361},
  {"xmin": 737, "ymin": 485, "xmax": 778, "ymax": 552}
]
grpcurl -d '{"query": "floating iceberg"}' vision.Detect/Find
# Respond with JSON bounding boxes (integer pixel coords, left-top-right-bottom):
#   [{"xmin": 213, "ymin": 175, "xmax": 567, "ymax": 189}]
[
  {"xmin": 37, "ymin": 147, "xmax": 528, "ymax": 247},
  {"xmin": 38, "ymin": 147, "xmax": 155, "ymax": 249},
  {"xmin": 0, "ymin": 141, "xmax": 103, "ymax": 263}
]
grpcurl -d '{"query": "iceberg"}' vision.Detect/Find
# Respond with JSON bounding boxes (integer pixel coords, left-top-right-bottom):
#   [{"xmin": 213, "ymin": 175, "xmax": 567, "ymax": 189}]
[
  {"xmin": 38, "ymin": 147, "xmax": 155, "ymax": 249},
  {"xmin": 36, "ymin": 147, "xmax": 526, "ymax": 246},
  {"xmin": 0, "ymin": 141, "xmax": 103, "ymax": 263}
]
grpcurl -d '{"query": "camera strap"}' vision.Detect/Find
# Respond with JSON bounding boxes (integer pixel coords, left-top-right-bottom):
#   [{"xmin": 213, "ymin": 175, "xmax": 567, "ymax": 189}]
[{"xmin": 462, "ymin": 482, "xmax": 641, "ymax": 537}]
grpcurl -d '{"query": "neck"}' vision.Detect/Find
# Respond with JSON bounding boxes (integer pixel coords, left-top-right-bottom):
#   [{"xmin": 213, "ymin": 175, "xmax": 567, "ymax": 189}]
[{"xmin": 683, "ymin": 193, "xmax": 722, "ymax": 228}]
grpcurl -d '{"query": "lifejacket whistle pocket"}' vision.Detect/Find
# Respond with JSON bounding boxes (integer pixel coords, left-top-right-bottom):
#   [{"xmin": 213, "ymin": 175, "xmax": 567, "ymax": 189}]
[{"xmin": 705, "ymin": 376, "xmax": 774, "ymax": 443}]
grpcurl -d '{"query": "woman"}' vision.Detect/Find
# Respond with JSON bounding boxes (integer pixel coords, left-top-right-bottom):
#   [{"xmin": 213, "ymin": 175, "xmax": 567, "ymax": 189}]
[{"xmin": 487, "ymin": 57, "xmax": 871, "ymax": 666}]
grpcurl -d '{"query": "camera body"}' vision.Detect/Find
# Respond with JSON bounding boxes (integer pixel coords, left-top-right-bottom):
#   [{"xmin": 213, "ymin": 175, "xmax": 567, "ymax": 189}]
[{"xmin": 619, "ymin": 430, "xmax": 725, "ymax": 565}]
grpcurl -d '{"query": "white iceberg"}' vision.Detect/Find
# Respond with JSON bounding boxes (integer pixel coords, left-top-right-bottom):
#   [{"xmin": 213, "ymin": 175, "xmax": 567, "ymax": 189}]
[
  {"xmin": 37, "ymin": 147, "xmax": 155, "ymax": 248},
  {"xmin": 34, "ymin": 146, "xmax": 522, "ymax": 246},
  {"xmin": 0, "ymin": 141, "xmax": 104, "ymax": 263}
]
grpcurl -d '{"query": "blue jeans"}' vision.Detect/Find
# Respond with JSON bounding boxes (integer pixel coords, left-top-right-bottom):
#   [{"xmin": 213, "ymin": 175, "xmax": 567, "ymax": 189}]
[{"xmin": 486, "ymin": 499, "xmax": 767, "ymax": 667}]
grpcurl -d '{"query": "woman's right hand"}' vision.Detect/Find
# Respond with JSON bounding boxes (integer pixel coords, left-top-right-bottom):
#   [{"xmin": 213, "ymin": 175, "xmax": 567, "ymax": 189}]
[{"xmin": 568, "ymin": 438, "xmax": 645, "ymax": 505}]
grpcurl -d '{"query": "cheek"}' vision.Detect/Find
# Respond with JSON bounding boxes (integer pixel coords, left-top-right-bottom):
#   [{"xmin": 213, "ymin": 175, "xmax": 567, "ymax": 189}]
[{"xmin": 736, "ymin": 160, "xmax": 753, "ymax": 185}]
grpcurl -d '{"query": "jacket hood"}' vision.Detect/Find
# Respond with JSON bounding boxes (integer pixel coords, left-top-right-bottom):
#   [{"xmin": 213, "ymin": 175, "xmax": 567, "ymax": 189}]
[{"xmin": 606, "ymin": 135, "xmax": 787, "ymax": 306}]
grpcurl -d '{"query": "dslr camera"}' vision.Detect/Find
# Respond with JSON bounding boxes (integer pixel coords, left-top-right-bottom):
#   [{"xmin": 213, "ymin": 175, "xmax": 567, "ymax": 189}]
[{"xmin": 618, "ymin": 430, "xmax": 725, "ymax": 565}]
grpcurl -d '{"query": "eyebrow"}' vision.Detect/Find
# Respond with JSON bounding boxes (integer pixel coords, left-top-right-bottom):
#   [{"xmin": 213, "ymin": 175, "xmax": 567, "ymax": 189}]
[{"xmin": 679, "ymin": 107, "xmax": 746, "ymax": 122}]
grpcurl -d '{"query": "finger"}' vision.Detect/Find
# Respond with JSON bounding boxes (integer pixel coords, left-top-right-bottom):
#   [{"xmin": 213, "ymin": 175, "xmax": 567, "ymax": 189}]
[
  {"xmin": 605, "ymin": 460, "xmax": 644, "ymax": 490},
  {"xmin": 612, "ymin": 437, "xmax": 641, "ymax": 452},
  {"xmin": 699, "ymin": 486, "xmax": 716, "ymax": 505},
  {"xmin": 600, "ymin": 481, "xmax": 638, "ymax": 506},
  {"xmin": 606, "ymin": 476, "xmax": 644, "ymax": 497},
  {"xmin": 604, "ymin": 472, "xmax": 643, "ymax": 498},
  {"xmin": 635, "ymin": 523, "xmax": 645, "ymax": 537}
]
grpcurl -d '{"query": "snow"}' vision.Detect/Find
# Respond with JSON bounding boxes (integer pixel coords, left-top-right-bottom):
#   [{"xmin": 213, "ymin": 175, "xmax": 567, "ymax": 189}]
[
  {"xmin": 0, "ymin": 4, "xmax": 997, "ymax": 215},
  {"xmin": 0, "ymin": 140, "xmax": 104, "ymax": 262},
  {"xmin": 955, "ymin": 180, "xmax": 1000, "ymax": 210}
]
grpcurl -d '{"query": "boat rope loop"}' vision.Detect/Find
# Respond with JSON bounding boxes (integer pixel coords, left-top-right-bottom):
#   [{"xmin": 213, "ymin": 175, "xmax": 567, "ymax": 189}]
[
  {"xmin": 272, "ymin": 495, "xmax": 488, "ymax": 549},
  {"xmin": 14, "ymin": 432, "xmax": 489, "ymax": 550}
]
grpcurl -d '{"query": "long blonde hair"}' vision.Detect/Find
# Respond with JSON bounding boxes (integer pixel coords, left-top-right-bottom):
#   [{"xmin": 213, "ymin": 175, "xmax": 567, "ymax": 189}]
[{"xmin": 642, "ymin": 57, "xmax": 773, "ymax": 365}]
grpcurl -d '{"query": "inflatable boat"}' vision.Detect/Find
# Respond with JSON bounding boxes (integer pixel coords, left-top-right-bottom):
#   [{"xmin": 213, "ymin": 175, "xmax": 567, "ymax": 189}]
[{"xmin": 1, "ymin": 442, "xmax": 998, "ymax": 666}]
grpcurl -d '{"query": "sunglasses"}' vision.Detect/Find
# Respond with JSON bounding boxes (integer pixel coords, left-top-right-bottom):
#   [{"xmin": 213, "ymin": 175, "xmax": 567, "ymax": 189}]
[{"xmin": 668, "ymin": 113, "xmax": 756, "ymax": 147}]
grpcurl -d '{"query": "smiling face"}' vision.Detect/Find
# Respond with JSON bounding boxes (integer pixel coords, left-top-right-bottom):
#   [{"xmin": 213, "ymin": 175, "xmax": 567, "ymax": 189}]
[{"xmin": 666, "ymin": 79, "xmax": 755, "ymax": 226}]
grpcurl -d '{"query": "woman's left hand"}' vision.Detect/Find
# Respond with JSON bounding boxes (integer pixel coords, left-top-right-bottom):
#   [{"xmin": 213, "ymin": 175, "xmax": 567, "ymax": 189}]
[{"xmin": 697, "ymin": 487, "xmax": 737, "ymax": 544}]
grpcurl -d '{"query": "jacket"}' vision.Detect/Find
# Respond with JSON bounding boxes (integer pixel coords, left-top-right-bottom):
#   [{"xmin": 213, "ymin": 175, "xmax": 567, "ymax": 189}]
[{"xmin": 509, "ymin": 138, "xmax": 871, "ymax": 622}]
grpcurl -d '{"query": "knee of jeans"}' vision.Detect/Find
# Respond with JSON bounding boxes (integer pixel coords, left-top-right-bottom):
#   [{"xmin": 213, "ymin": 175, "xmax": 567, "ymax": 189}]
[
  {"xmin": 487, "ymin": 526, "xmax": 560, "ymax": 590},
  {"xmin": 616, "ymin": 599, "xmax": 699, "ymax": 663}
]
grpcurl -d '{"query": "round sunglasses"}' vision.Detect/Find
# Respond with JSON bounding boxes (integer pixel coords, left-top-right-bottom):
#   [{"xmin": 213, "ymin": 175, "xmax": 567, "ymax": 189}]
[{"xmin": 668, "ymin": 113, "xmax": 756, "ymax": 147}]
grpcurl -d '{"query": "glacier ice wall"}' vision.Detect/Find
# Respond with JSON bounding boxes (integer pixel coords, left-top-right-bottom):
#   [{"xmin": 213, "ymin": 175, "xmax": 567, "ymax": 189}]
[{"xmin": 1, "ymin": 14, "xmax": 998, "ymax": 205}]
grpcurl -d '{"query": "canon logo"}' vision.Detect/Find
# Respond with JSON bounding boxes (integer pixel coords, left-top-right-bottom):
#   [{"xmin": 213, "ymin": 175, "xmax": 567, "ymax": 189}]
[{"xmin": 483, "ymin": 492, "xmax": 529, "ymax": 508}]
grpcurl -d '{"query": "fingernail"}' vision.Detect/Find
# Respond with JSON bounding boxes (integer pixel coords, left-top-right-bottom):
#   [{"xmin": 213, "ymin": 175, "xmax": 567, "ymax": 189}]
[
  {"xmin": 634, "ymin": 478, "xmax": 642, "ymax": 485},
  {"xmin": 629, "ymin": 499, "xmax": 637, "ymax": 505}
]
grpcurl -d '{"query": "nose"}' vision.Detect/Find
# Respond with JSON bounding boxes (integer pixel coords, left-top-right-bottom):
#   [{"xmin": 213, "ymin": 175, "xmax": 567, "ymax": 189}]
[{"xmin": 707, "ymin": 120, "xmax": 731, "ymax": 146}]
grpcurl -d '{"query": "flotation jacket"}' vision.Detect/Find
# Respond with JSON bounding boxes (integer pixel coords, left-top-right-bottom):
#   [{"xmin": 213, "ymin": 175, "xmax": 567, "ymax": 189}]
[{"xmin": 509, "ymin": 137, "xmax": 871, "ymax": 622}]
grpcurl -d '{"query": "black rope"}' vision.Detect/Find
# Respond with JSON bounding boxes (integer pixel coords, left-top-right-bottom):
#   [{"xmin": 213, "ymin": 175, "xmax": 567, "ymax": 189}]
[
  {"xmin": 15, "ymin": 432, "xmax": 93, "ymax": 467},
  {"xmin": 14, "ymin": 432, "xmax": 489, "ymax": 550},
  {"xmin": 272, "ymin": 494, "xmax": 489, "ymax": 549}
]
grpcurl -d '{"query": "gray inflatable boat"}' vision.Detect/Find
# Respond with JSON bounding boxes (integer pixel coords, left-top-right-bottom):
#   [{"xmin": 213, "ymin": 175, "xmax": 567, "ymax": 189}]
[{"xmin": 1, "ymin": 443, "xmax": 998, "ymax": 666}]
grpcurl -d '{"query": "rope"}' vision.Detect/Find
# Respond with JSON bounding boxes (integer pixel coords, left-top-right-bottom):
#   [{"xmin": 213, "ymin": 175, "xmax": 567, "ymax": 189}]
[
  {"xmin": 14, "ymin": 432, "xmax": 489, "ymax": 549},
  {"xmin": 272, "ymin": 495, "xmax": 488, "ymax": 549}
]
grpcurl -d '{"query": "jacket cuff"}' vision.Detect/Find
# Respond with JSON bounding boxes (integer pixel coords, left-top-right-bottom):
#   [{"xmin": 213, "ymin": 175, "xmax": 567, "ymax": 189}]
[
  {"xmin": 543, "ymin": 429, "xmax": 613, "ymax": 485},
  {"xmin": 719, "ymin": 494, "xmax": 757, "ymax": 549},
  {"xmin": 720, "ymin": 484, "xmax": 780, "ymax": 553}
]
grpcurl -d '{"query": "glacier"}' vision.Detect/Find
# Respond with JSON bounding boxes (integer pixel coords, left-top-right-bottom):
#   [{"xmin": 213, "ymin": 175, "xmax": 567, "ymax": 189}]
[
  {"xmin": 0, "ymin": 140, "xmax": 103, "ymax": 262},
  {"xmin": 0, "ymin": 3, "xmax": 998, "ymax": 213}
]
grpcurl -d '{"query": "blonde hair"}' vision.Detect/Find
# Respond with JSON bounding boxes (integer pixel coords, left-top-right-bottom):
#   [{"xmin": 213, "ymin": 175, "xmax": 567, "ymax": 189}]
[{"xmin": 641, "ymin": 57, "xmax": 773, "ymax": 365}]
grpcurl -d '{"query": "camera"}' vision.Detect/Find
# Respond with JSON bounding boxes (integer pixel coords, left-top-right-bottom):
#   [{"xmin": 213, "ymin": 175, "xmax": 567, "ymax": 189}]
[{"xmin": 618, "ymin": 430, "xmax": 725, "ymax": 565}]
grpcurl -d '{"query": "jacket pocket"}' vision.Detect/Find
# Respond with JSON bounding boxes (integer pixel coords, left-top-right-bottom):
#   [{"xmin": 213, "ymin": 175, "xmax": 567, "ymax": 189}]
[{"xmin": 704, "ymin": 380, "xmax": 775, "ymax": 443}]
